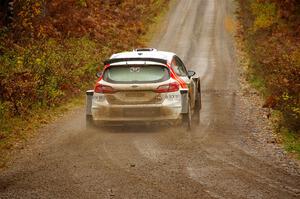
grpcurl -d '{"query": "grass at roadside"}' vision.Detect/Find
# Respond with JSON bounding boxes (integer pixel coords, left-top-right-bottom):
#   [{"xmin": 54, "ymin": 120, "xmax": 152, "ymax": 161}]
[
  {"xmin": 248, "ymin": 72, "xmax": 268, "ymax": 97},
  {"xmin": 282, "ymin": 129, "xmax": 300, "ymax": 159},
  {"xmin": 270, "ymin": 111, "xmax": 300, "ymax": 159}
]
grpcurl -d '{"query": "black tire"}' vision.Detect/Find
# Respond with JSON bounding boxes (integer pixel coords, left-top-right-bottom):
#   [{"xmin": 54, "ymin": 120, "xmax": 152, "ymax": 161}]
[
  {"xmin": 192, "ymin": 80, "xmax": 201, "ymax": 126},
  {"xmin": 195, "ymin": 81, "xmax": 202, "ymax": 111}
]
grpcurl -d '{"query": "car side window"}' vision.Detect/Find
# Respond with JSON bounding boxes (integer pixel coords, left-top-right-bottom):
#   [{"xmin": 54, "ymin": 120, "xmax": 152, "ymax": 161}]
[{"xmin": 171, "ymin": 56, "xmax": 188, "ymax": 76}]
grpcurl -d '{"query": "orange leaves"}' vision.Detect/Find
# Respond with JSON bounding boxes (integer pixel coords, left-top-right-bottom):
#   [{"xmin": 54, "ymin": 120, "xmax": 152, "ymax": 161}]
[
  {"xmin": 0, "ymin": 71, "xmax": 39, "ymax": 116},
  {"xmin": 11, "ymin": 0, "xmax": 46, "ymax": 41},
  {"xmin": 237, "ymin": 0, "xmax": 300, "ymax": 130},
  {"xmin": 32, "ymin": 1, "xmax": 42, "ymax": 15},
  {"xmin": 0, "ymin": 0, "xmax": 170, "ymax": 125}
]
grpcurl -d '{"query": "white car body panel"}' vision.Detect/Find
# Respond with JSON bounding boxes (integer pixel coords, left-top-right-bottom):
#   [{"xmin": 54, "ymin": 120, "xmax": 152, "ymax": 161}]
[{"xmin": 86, "ymin": 48, "xmax": 201, "ymax": 125}]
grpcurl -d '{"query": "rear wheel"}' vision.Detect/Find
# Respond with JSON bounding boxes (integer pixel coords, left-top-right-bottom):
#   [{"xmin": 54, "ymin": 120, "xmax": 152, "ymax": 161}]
[{"xmin": 195, "ymin": 81, "xmax": 202, "ymax": 111}]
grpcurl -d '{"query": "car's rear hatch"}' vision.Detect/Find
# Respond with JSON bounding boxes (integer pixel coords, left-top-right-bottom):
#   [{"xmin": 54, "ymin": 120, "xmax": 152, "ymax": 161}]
[{"xmin": 102, "ymin": 64, "xmax": 171, "ymax": 105}]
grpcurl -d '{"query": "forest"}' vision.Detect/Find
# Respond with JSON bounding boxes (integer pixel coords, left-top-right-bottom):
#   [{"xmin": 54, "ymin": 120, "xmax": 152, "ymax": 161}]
[{"xmin": 237, "ymin": 0, "xmax": 300, "ymax": 144}]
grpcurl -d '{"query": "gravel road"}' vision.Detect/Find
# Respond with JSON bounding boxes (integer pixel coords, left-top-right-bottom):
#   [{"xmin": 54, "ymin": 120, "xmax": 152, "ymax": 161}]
[{"xmin": 1, "ymin": 0, "xmax": 300, "ymax": 198}]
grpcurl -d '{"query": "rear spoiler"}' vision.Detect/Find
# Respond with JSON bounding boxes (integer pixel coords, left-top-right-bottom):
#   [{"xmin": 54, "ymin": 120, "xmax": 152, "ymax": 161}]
[{"xmin": 104, "ymin": 58, "xmax": 168, "ymax": 65}]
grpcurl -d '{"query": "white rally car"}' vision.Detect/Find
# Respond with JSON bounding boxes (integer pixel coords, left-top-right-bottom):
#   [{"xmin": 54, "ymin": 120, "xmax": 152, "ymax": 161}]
[{"xmin": 86, "ymin": 48, "xmax": 201, "ymax": 130}]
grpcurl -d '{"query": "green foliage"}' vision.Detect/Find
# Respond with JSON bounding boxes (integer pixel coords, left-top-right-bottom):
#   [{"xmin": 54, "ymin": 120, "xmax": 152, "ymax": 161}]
[
  {"xmin": 77, "ymin": 0, "xmax": 87, "ymax": 7},
  {"xmin": 0, "ymin": 37, "xmax": 101, "ymax": 114},
  {"xmin": 281, "ymin": 127, "xmax": 300, "ymax": 159},
  {"xmin": 249, "ymin": 72, "xmax": 268, "ymax": 95},
  {"xmin": 251, "ymin": 1, "xmax": 278, "ymax": 31}
]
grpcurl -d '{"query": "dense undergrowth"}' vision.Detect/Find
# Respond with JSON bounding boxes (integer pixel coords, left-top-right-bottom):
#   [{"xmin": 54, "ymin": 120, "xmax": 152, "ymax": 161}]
[
  {"xmin": 236, "ymin": 0, "xmax": 300, "ymax": 155},
  {"xmin": 0, "ymin": 0, "xmax": 169, "ymax": 164}
]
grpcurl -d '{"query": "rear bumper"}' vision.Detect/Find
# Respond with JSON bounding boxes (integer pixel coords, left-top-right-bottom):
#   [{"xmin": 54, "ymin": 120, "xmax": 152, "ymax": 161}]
[
  {"xmin": 91, "ymin": 104, "xmax": 182, "ymax": 122},
  {"xmin": 86, "ymin": 89, "xmax": 189, "ymax": 122}
]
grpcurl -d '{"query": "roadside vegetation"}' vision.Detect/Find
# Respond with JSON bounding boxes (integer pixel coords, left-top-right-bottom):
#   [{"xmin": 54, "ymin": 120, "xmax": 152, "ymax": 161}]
[
  {"xmin": 236, "ymin": 0, "xmax": 300, "ymax": 157},
  {"xmin": 0, "ymin": 0, "xmax": 170, "ymax": 166}
]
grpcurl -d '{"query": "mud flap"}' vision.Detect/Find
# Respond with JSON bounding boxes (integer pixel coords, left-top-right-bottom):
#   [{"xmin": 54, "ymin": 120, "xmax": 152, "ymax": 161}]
[
  {"xmin": 191, "ymin": 77, "xmax": 199, "ymax": 84},
  {"xmin": 192, "ymin": 76, "xmax": 201, "ymax": 110},
  {"xmin": 86, "ymin": 90, "xmax": 94, "ymax": 116},
  {"xmin": 180, "ymin": 89, "xmax": 189, "ymax": 114}
]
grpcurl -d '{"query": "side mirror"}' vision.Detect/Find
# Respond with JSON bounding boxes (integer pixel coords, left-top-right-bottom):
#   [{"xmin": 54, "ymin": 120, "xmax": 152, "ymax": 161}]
[
  {"xmin": 187, "ymin": 70, "xmax": 196, "ymax": 78},
  {"xmin": 96, "ymin": 71, "xmax": 102, "ymax": 78}
]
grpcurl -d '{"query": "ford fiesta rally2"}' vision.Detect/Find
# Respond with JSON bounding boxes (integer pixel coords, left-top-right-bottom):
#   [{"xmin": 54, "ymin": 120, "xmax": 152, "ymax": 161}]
[{"xmin": 86, "ymin": 48, "xmax": 201, "ymax": 130}]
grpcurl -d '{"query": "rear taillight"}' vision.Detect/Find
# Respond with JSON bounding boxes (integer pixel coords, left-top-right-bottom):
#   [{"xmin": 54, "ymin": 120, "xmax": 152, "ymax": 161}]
[
  {"xmin": 156, "ymin": 82, "xmax": 180, "ymax": 93},
  {"xmin": 94, "ymin": 84, "xmax": 116, "ymax": 93}
]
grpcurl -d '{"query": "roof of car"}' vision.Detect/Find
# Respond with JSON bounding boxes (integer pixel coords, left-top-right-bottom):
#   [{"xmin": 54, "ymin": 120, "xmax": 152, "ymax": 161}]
[{"xmin": 105, "ymin": 49, "xmax": 175, "ymax": 66}]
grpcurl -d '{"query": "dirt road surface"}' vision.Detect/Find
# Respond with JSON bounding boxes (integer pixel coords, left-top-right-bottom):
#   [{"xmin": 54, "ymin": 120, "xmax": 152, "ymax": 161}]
[{"xmin": 1, "ymin": 0, "xmax": 300, "ymax": 198}]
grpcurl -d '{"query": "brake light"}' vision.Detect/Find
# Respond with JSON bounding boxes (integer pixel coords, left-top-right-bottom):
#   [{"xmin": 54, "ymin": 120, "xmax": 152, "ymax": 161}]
[
  {"xmin": 94, "ymin": 84, "xmax": 116, "ymax": 93},
  {"xmin": 156, "ymin": 82, "xmax": 180, "ymax": 93}
]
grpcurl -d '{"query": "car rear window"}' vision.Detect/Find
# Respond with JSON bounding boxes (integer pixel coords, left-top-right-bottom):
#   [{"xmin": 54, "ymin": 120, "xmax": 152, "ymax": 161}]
[{"xmin": 103, "ymin": 65, "xmax": 170, "ymax": 83}]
